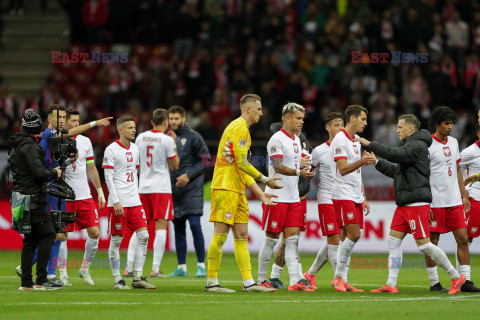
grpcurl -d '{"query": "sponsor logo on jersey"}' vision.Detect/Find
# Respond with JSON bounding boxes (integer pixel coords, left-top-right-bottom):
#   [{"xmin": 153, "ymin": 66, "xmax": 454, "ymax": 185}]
[
  {"xmin": 225, "ymin": 212, "xmax": 232, "ymax": 220},
  {"xmin": 353, "ymin": 145, "xmax": 359, "ymax": 154},
  {"xmin": 335, "ymin": 148, "xmax": 342, "ymax": 155},
  {"xmin": 293, "ymin": 143, "xmax": 299, "ymax": 153},
  {"xmin": 327, "ymin": 223, "xmax": 334, "ymax": 231},
  {"xmin": 347, "ymin": 212, "xmax": 354, "ymax": 220},
  {"xmin": 472, "ymin": 227, "xmax": 478, "ymax": 234},
  {"xmin": 181, "ymin": 138, "xmax": 187, "ymax": 146},
  {"xmin": 115, "ymin": 223, "xmax": 122, "ymax": 230},
  {"xmin": 126, "ymin": 152, "xmax": 133, "ymax": 162},
  {"xmin": 239, "ymin": 139, "xmax": 246, "ymax": 147},
  {"xmin": 271, "ymin": 221, "xmax": 277, "ymax": 228},
  {"xmin": 443, "ymin": 147, "xmax": 451, "ymax": 157}
]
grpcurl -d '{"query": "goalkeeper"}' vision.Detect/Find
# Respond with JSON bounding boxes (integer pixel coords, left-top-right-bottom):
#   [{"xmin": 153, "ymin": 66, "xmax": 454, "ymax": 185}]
[{"xmin": 205, "ymin": 94, "xmax": 282, "ymax": 293}]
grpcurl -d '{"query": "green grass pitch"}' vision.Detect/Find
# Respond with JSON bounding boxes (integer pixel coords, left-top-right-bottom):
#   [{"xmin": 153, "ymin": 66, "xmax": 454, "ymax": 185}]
[{"xmin": 0, "ymin": 250, "xmax": 479, "ymax": 320}]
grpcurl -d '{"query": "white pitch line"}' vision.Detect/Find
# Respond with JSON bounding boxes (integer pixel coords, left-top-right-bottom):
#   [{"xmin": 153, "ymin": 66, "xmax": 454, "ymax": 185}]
[{"xmin": 1, "ymin": 296, "xmax": 480, "ymax": 306}]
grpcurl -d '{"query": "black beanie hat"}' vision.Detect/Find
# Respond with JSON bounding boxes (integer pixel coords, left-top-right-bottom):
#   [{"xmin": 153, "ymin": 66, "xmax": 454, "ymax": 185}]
[{"xmin": 21, "ymin": 109, "xmax": 43, "ymax": 134}]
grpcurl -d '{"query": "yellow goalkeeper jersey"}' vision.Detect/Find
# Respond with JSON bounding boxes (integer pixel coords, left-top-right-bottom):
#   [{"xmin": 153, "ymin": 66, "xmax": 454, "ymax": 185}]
[{"xmin": 211, "ymin": 117, "xmax": 261, "ymax": 194}]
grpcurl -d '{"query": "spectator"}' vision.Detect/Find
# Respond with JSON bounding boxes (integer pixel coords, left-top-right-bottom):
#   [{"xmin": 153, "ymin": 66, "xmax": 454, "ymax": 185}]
[{"xmin": 82, "ymin": 0, "xmax": 109, "ymax": 44}]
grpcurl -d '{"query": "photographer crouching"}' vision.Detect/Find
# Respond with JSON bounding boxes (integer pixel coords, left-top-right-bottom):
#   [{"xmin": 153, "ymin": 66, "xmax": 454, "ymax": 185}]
[{"xmin": 9, "ymin": 109, "xmax": 62, "ymax": 290}]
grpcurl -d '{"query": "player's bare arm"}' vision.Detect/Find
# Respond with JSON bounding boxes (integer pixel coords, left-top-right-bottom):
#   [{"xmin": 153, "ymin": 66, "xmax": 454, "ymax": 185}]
[
  {"xmin": 362, "ymin": 183, "xmax": 370, "ymax": 216},
  {"xmin": 168, "ymin": 148, "xmax": 180, "ymax": 171},
  {"xmin": 248, "ymin": 182, "xmax": 278, "ymax": 206},
  {"xmin": 64, "ymin": 117, "xmax": 113, "ymax": 138},
  {"xmin": 86, "ymin": 162, "xmax": 106, "ymax": 209},
  {"xmin": 457, "ymin": 162, "xmax": 471, "ymax": 212},
  {"xmin": 271, "ymin": 157, "xmax": 316, "ymax": 179},
  {"xmin": 336, "ymin": 151, "xmax": 375, "ymax": 176}
]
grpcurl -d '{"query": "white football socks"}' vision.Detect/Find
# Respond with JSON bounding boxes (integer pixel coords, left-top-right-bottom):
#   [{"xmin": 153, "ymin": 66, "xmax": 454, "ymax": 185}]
[
  {"xmin": 328, "ymin": 244, "xmax": 339, "ymax": 272},
  {"xmin": 134, "ymin": 230, "xmax": 149, "ymax": 279},
  {"xmin": 308, "ymin": 242, "xmax": 328, "ymax": 276},
  {"xmin": 459, "ymin": 265, "xmax": 471, "ymax": 281},
  {"xmin": 126, "ymin": 232, "xmax": 137, "ymax": 273},
  {"xmin": 419, "ymin": 242, "xmax": 460, "ymax": 280},
  {"xmin": 335, "ymin": 238, "xmax": 355, "ymax": 279},
  {"xmin": 152, "ymin": 229, "xmax": 167, "ymax": 273},
  {"xmin": 257, "ymin": 237, "xmax": 279, "ymax": 284},
  {"xmin": 59, "ymin": 241, "xmax": 68, "ymax": 278},
  {"xmin": 285, "ymin": 235, "xmax": 300, "ymax": 286},
  {"xmin": 82, "ymin": 236, "xmax": 99, "ymax": 270},
  {"xmin": 109, "ymin": 235, "xmax": 123, "ymax": 283},
  {"xmin": 386, "ymin": 235, "xmax": 403, "ymax": 288},
  {"xmin": 270, "ymin": 263, "xmax": 283, "ymax": 279}
]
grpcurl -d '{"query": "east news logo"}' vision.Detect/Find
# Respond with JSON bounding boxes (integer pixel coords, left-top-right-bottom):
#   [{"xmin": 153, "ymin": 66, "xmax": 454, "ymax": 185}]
[
  {"xmin": 51, "ymin": 51, "xmax": 129, "ymax": 64},
  {"xmin": 351, "ymin": 51, "xmax": 428, "ymax": 64}
]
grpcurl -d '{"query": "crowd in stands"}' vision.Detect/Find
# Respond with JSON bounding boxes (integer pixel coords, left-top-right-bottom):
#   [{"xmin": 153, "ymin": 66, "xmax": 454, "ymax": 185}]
[{"xmin": 1, "ymin": 0, "xmax": 480, "ymax": 155}]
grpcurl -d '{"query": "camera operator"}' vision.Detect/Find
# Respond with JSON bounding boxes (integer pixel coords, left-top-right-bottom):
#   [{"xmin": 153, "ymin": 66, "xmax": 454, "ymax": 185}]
[
  {"xmin": 9, "ymin": 109, "xmax": 62, "ymax": 290},
  {"xmin": 15, "ymin": 105, "xmax": 111, "ymax": 286}
]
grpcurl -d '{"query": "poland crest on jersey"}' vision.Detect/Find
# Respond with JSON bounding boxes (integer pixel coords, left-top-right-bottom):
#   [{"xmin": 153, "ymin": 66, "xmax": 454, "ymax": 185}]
[
  {"xmin": 353, "ymin": 145, "xmax": 359, "ymax": 154},
  {"xmin": 293, "ymin": 143, "xmax": 299, "ymax": 153},
  {"xmin": 126, "ymin": 152, "xmax": 133, "ymax": 162},
  {"xmin": 443, "ymin": 147, "xmax": 451, "ymax": 156}
]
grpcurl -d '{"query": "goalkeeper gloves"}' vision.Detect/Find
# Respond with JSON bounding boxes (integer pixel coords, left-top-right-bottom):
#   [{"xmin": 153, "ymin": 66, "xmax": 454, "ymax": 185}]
[{"xmin": 222, "ymin": 139, "xmax": 234, "ymax": 163}]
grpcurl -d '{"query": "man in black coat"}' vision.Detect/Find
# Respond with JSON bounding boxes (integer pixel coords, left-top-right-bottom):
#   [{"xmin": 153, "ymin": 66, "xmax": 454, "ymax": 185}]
[
  {"xmin": 166, "ymin": 106, "xmax": 211, "ymax": 277},
  {"xmin": 356, "ymin": 114, "xmax": 465, "ymax": 294},
  {"xmin": 9, "ymin": 109, "xmax": 62, "ymax": 290}
]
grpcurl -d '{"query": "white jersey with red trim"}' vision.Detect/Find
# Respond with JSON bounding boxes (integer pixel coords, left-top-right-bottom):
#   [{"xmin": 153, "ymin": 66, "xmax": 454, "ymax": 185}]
[
  {"xmin": 311, "ymin": 141, "xmax": 334, "ymax": 204},
  {"xmin": 330, "ymin": 130, "xmax": 364, "ymax": 203},
  {"xmin": 64, "ymin": 135, "xmax": 94, "ymax": 201},
  {"xmin": 265, "ymin": 129, "xmax": 301, "ymax": 203},
  {"xmin": 136, "ymin": 129, "xmax": 177, "ymax": 194},
  {"xmin": 429, "ymin": 134, "xmax": 462, "ymax": 208},
  {"xmin": 102, "ymin": 140, "xmax": 142, "ymax": 208},
  {"xmin": 460, "ymin": 140, "xmax": 480, "ymax": 201}
]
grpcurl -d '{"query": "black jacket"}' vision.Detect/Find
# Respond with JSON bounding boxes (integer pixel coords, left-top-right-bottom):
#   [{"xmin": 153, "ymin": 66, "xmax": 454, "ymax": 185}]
[
  {"xmin": 8, "ymin": 131, "xmax": 58, "ymax": 196},
  {"xmin": 170, "ymin": 123, "xmax": 211, "ymax": 217},
  {"xmin": 269, "ymin": 122, "xmax": 312, "ymax": 198},
  {"xmin": 369, "ymin": 129, "xmax": 432, "ymax": 206}
]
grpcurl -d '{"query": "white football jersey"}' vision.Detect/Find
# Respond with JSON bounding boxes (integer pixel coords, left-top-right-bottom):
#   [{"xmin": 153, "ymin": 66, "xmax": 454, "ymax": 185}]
[
  {"xmin": 102, "ymin": 140, "xmax": 142, "ymax": 208},
  {"xmin": 136, "ymin": 130, "xmax": 177, "ymax": 194},
  {"xmin": 265, "ymin": 129, "xmax": 301, "ymax": 203},
  {"xmin": 429, "ymin": 135, "xmax": 462, "ymax": 208},
  {"xmin": 311, "ymin": 141, "xmax": 334, "ymax": 204},
  {"xmin": 460, "ymin": 141, "xmax": 480, "ymax": 201},
  {"xmin": 330, "ymin": 130, "xmax": 364, "ymax": 203},
  {"xmin": 65, "ymin": 135, "xmax": 94, "ymax": 201}
]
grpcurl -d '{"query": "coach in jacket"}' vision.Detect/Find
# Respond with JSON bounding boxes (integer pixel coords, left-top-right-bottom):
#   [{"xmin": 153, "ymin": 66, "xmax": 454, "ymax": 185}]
[
  {"xmin": 356, "ymin": 114, "xmax": 432, "ymax": 206},
  {"xmin": 166, "ymin": 106, "xmax": 211, "ymax": 278},
  {"xmin": 355, "ymin": 114, "xmax": 464, "ymax": 294}
]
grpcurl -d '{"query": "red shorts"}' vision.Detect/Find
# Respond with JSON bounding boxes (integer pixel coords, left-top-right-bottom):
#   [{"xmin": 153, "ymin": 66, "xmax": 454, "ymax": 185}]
[
  {"xmin": 391, "ymin": 205, "xmax": 430, "ymax": 239},
  {"xmin": 429, "ymin": 205, "xmax": 467, "ymax": 234},
  {"xmin": 262, "ymin": 201, "xmax": 304, "ymax": 233},
  {"xmin": 300, "ymin": 198, "xmax": 307, "ymax": 232},
  {"xmin": 332, "ymin": 200, "xmax": 364, "ymax": 229},
  {"xmin": 65, "ymin": 198, "xmax": 99, "ymax": 231},
  {"xmin": 466, "ymin": 199, "xmax": 480, "ymax": 238},
  {"xmin": 109, "ymin": 205, "xmax": 148, "ymax": 235},
  {"xmin": 139, "ymin": 193, "xmax": 174, "ymax": 221},
  {"xmin": 318, "ymin": 204, "xmax": 340, "ymax": 236}
]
